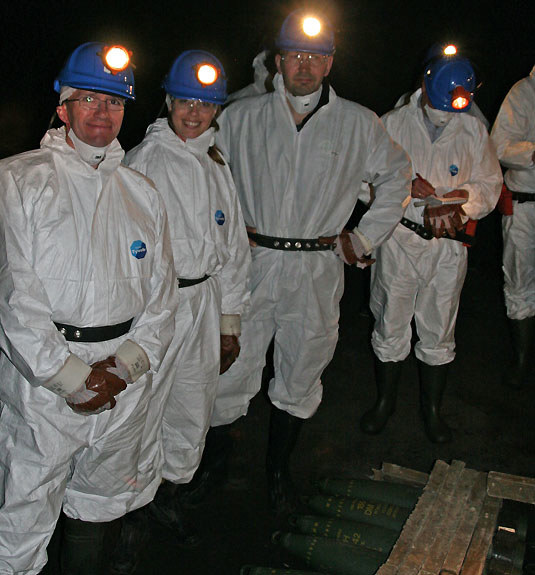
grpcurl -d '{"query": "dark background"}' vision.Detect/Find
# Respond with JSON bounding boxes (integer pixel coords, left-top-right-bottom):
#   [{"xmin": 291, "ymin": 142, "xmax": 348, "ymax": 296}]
[{"xmin": 1, "ymin": 0, "xmax": 534, "ymax": 158}]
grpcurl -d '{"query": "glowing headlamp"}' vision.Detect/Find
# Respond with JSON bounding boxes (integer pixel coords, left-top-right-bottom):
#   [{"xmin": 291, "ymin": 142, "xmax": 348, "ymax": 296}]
[
  {"xmin": 196, "ymin": 63, "xmax": 219, "ymax": 86},
  {"xmin": 302, "ymin": 16, "xmax": 321, "ymax": 37},
  {"xmin": 443, "ymin": 44, "xmax": 457, "ymax": 56},
  {"xmin": 451, "ymin": 86, "xmax": 471, "ymax": 110},
  {"xmin": 103, "ymin": 45, "xmax": 131, "ymax": 74}
]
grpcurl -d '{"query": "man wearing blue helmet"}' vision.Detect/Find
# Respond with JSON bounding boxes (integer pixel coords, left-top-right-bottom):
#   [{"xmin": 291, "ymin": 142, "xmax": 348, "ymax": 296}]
[
  {"xmin": 193, "ymin": 9, "xmax": 412, "ymax": 515},
  {"xmin": 394, "ymin": 44, "xmax": 490, "ymax": 129},
  {"xmin": 361, "ymin": 56, "xmax": 502, "ymax": 443},
  {"xmin": 491, "ymin": 64, "xmax": 535, "ymax": 388},
  {"xmin": 107, "ymin": 50, "xmax": 250, "ymax": 571},
  {"xmin": 0, "ymin": 42, "xmax": 178, "ymax": 573}
]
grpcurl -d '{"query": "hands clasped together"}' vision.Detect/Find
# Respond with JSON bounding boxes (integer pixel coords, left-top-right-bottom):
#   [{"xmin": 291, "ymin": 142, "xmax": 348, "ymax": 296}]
[{"xmin": 66, "ymin": 356, "xmax": 130, "ymax": 415}]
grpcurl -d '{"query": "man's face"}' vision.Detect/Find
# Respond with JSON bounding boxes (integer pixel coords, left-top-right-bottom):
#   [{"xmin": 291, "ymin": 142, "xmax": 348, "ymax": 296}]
[
  {"xmin": 56, "ymin": 90, "xmax": 125, "ymax": 147},
  {"xmin": 275, "ymin": 51, "xmax": 333, "ymax": 96},
  {"xmin": 169, "ymin": 99, "xmax": 218, "ymax": 142}
]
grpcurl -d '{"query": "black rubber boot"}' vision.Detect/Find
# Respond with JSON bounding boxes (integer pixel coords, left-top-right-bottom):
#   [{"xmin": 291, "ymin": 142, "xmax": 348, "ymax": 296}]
[
  {"xmin": 107, "ymin": 506, "xmax": 149, "ymax": 575},
  {"xmin": 148, "ymin": 481, "xmax": 200, "ymax": 546},
  {"xmin": 418, "ymin": 361, "xmax": 452, "ymax": 444},
  {"xmin": 61, "ymin": 516, "xmax": 107, "ymax": 575},
  {"xmin": 179, "ymin": 423, "xmax": 234, "ymax": 506},
  {"xmin": 266, "ymin": 406, "xmax": 304, "ymax": 516},
  {"xmin": 360, "ymin": 358, "xmax": 402, "ymax": 434},
  {"xmin": 503, "ymin": 316, "xmax": 535, "ymax": 388}
]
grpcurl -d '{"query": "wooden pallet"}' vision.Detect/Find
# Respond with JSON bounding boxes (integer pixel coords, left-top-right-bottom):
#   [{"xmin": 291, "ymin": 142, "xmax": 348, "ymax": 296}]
[{"xmin": 371, "ymin": 460, "xmax": 534, "ymax": 575}]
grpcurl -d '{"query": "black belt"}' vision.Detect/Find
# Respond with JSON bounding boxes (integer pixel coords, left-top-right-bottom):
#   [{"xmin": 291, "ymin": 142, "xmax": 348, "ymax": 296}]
[
  {"xmin": 400, "ymin": 218, "xmax": 475, "ymax": 247},
  {"xmin": 511, "ymin": 191, "xmax": 535, "ymax": 203},
  {"xmin": 54, "ymin": 318, "xmax": 133, "ymax": 343},
  {"xmin": 247, "ymin": 232, "xmax": 336, "ymax": 251},
  {"xmin": 178, "ymin": 275, "xmax": 210, "ymax": 288}
]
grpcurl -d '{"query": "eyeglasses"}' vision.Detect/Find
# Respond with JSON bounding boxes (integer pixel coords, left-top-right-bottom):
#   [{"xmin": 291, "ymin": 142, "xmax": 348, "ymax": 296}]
[
  {"xmin": 173, "ymin": 99, "xmax": 217, "ymax": 111},
  {"xmin": 64, "ymin": 95, "xmax": 125, "ymax": 111},
  {"xmin": 173, "ymin": 99, "xmax": 217, "ymax": 112},
  {"xmin": 280, "ymin": 52, "xmax": 328, "ymax": 67}
]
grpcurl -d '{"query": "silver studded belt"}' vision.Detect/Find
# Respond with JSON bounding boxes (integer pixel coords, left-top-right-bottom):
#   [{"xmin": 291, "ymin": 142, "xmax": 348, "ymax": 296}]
[
  {"xmin": 54, "ymin": 318, "xmax": 134, "ymax": 342},
  {"xmin": 247, "ymin": 231, "xmax": 336, "ymax": 251}
]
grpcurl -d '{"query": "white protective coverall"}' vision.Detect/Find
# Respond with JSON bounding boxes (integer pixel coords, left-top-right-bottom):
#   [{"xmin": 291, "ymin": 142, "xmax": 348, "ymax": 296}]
[
  {"xmin": 125, "ymin": 119, "xmax": 250, "ymax": 483},
  {"xmin": 371, "ymin": 89, "xmax": 502, "ymax": 365},
  {"xmin": 212, "ymin": 73, "xmax": 412, "ymax": 424},
  {"xmin": 491, "ymin": 65, "xmax": 535, "ymax": 320},
  {"xmin": 0, "ymin": 127, "xmax": 178, "ymax": 574}
]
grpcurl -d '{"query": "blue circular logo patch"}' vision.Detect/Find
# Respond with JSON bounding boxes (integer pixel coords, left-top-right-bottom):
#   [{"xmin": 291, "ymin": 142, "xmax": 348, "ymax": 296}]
[
  {"xmin": 215, "ymin": 210, "xmax": 225, "ymax": 226},
  {"xmin": 130, "ymin": 240, "xmax": 147, "ymax": 259},
  {"xmin": 449, "ymin": 164, "xmax": 459, "ymax": 176}
]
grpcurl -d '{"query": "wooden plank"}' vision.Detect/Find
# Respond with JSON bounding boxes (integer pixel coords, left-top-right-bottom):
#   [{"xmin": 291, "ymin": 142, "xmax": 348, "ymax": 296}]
[
  {"xmin": 437, "ymin": 471, "xmax": 488, "ymax": 575},
  {"xmin": 375, "ymin": 463, "xmax": 429, "ymax": 488},
  {"xmin": 377, "ymin": 460, "xmax": 457, "ymax": 575},
  {"xmin": 460, "ymin": 494, "xmax": 502, "ymax": 575},
  {"xmin": 397, "ymin": 461, "xmax": 466, "ymax": 575},
  {"xmin": 487, "ymin": 471, "xmax": 535, "ymax": 504},
  {"xmin": 420, "ymin": 467, "xmax": 481, "ymax": 574}
]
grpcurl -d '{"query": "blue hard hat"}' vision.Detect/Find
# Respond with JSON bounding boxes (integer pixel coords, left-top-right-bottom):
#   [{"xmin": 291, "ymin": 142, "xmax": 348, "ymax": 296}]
[
  {"xmin": 162, "ymin": 50, "xmax": 227, "ymax": 105},
  {"xmin": 54, "ymin": 42, "xmax": 135, "ymax": 100},
  {"xmin": 424, "ymin": 56, "xmax": 475, "ymax": 112},
  {"xmin": 276, "ymin": 10, "xmax": 335, "ymax": 55}
]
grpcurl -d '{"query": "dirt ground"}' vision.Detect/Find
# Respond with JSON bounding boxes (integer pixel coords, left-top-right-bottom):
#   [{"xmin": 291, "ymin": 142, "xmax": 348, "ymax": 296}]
[{"xmin": 43, "ymin": 211, "xmax": 534, "ymax": 574}]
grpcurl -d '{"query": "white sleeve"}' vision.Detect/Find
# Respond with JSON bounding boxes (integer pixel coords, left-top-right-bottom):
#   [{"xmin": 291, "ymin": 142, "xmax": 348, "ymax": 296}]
[
  {"xmin": 216, "ymin": 168, "xmax": 251, "ymax": 319},
  {"xmin": 0, "ymin": 165, "xmax": 77, "ymax": 386},
  {"xmin": 357, "ymin": 115, "xmax": 412, "ymax": 249},
  {"xmin": 491, "ymin": 81, "xmax": 535, "ymax": 169},
  {"xmin": 459, "ymin": 128, "xmax": 503, "ymax": 221}
]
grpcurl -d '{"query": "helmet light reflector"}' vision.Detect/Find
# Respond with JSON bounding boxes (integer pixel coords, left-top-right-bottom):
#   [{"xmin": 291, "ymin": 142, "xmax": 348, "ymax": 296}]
[
  {"xmin": 303, "ymin": 17, "xmax": 321, "ymax": 37},
  {"xmin": 197, "ymin": 64, "xmax": 218, "ymax": 86},
  {"xmin": 451, "ymin": 86, "xmax": 471, "ymax": 110},
  {"xmin": 104, "ymin": 46, "xmax": 130, "ymax": 73},
  {"xmin": 443, "ymin": 44, "xmax": 457, "ymax": 56}
]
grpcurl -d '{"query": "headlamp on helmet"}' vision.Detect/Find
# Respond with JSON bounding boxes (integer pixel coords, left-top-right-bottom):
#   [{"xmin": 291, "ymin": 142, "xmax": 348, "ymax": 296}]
[
  {"xmin": 197, "ymin": 63, "xmax": 219, "ymax": 86},
  {"xmin": 303, "ymin": 17, "xmax": 321, "ymax": 37},
  {"xmin": 443, "ymin": 44, "xmax": 457, "ymax": 56},
  {"xmin": 102, "ymin": 45, "xmax": 131, "ymax": 74}
]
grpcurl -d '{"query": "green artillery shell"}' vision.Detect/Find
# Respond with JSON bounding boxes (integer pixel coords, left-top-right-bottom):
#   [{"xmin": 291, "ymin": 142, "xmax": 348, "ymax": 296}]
[
  {"xmin": 292, "ymin": 514, "xmax": 398, "ymax": 554},
  {"xmin": 276, "ymin": 532, "xmax": 386, "ymax": 575},
  {"xmin": 240, "ymin": 567, "xmax": 327, "ymax": 575},
  {"xmin": 306, "ymin": 494, "xmax": 410, "ymax": 531},
  {"xmin": 317, "ymin": 478, "xmax": 422, "ymax": 509}
]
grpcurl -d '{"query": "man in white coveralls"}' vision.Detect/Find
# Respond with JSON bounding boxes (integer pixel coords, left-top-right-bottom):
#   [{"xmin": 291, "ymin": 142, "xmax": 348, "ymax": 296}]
[
  {"xmin": 0, "ymin": 42, "xmax": 178, "ymax": 574},
  {"xmin": 186, "ymin": 9, "xmax": 412, "ymax": 515}
]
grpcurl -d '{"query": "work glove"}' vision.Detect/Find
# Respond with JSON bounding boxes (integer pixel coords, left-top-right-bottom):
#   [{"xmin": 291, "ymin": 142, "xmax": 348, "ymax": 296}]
[
  {"xmin": 424, "ymin": 189, "xmax": 468, "ymax": 239},
  {"xmin": 329, "ymin": 230, "xmax": 375, "ymax": 268},
  {"xmin": 91, "ymin": 355, "xmax": 132, "ymax": 383},
  {"xmin": 220, "ymin": 334, "xmax": 240, "ymax": 374},
  {"xmin": 66, "ymin": 366, "xmax": 127, "ymax": 415}
]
